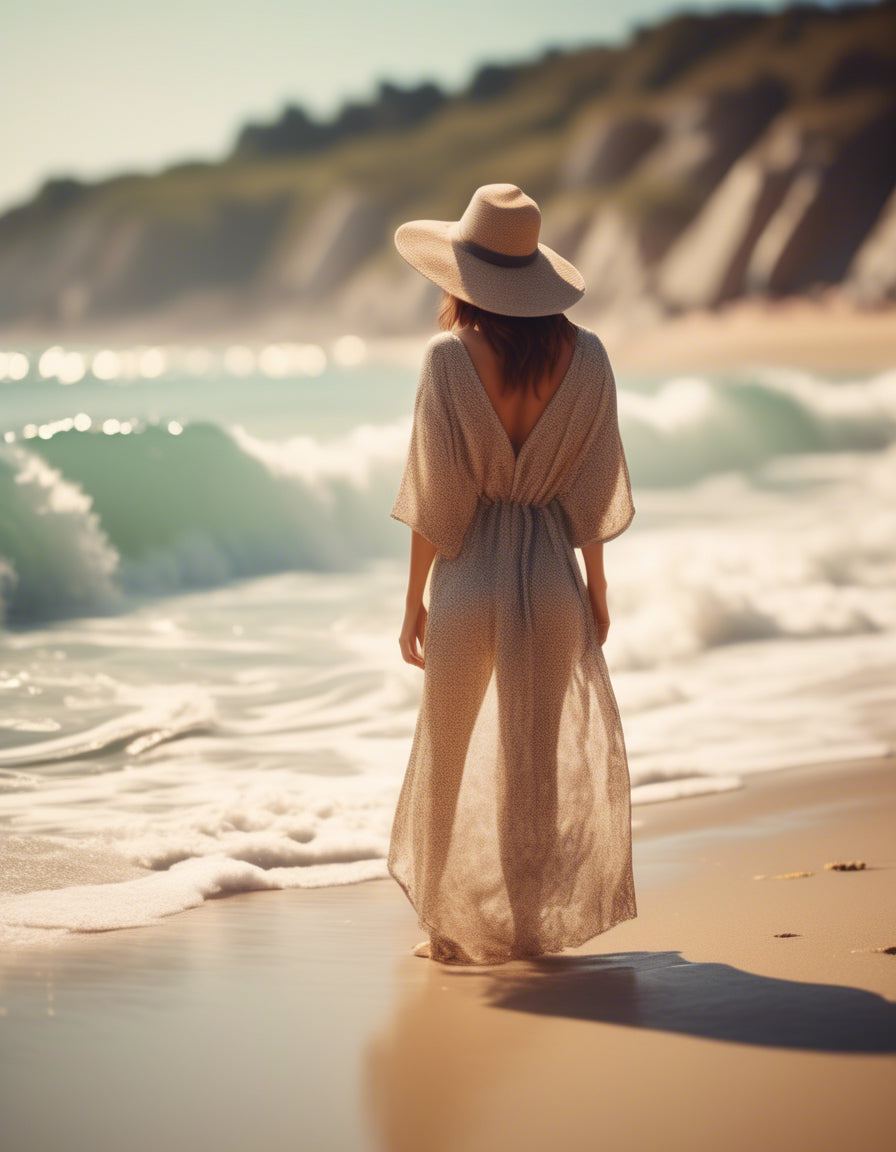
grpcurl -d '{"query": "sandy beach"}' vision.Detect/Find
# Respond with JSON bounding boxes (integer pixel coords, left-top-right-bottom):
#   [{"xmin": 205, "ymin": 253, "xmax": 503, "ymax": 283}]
[
  {"xmin": 1, "ymin": 754, "xmax": 894, "ymax": 1152},
  {"xmin": 603, "ymin": 297, "xmax": 896, "ymax": 375},
  {"xmin": 360, "ymin": 297, "xmax": 896, "ymax": 376}
]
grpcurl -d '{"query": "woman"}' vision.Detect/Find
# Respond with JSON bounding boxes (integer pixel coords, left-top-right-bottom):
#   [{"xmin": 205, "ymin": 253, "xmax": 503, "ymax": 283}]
[{"xmin": 389, "ymin": 183, "xmax": 637, "ymax": 965}]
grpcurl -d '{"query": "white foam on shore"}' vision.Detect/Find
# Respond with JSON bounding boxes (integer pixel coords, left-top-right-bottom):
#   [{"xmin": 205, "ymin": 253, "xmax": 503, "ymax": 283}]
[
  {"xmin": 0, "ymin": 766, "xmax": 397, "ymax": 937},
  {"xmin": 2, "ymin": 717, "xmax": 892, "ymax": 942},
  {"xmin": 0, "ymin": 568, "xmax": 893, "ymax": 940},
  {"xmin": 0, "ymin": 850, "xmax": 390, "ymax": 937}
]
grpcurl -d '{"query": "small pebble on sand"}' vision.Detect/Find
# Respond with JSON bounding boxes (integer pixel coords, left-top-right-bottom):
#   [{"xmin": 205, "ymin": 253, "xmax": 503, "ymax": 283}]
[{"xmin": 824, "ymin": 859, "xmax": 866, "ymax": 871}]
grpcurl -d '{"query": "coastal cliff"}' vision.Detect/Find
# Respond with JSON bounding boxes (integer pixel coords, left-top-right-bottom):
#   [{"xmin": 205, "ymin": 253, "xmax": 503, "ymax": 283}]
[{"xmin": 1, "ymin": 0, "xmax": 894, "ymax": 343}]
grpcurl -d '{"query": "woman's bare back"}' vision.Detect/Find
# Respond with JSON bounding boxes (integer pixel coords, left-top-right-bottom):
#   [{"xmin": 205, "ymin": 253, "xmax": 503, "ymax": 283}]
[{"xmin": 455, "ymin": 325, "xmax": 577, "ymax": 458}]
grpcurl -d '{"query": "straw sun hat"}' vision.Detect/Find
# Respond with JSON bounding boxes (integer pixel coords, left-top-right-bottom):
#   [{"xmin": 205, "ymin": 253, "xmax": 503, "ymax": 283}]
[{"xmin": 394, "ymin": 183, "xmax": 585, "ymax": 317}]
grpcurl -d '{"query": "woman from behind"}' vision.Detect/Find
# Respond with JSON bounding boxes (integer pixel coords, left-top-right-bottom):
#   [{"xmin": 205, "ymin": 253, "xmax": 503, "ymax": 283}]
[{"xmin": 389, "ymin": 184, "xmax": 637, "ymax": 965}]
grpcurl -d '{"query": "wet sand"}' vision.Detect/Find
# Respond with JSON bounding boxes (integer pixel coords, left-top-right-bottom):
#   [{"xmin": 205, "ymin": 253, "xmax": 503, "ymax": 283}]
[{"xmin": 1, "ymin": 755, "xmax": 895, "ymax": 1152}]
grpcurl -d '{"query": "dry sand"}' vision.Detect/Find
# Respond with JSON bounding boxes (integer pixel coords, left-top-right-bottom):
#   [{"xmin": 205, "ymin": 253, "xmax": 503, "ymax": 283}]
[{"xmin": 1, "ymin": 755, "xmax": 894, "ymax": 1152}]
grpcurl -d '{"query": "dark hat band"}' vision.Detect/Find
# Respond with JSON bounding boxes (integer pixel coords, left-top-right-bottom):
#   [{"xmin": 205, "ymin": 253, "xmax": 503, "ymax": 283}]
[{"xmin": 454, "ymin": 237, "xmax": 539, "ymax": 268}]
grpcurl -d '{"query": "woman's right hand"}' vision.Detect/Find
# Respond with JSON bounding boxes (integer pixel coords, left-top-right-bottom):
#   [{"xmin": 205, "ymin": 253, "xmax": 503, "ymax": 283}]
[
  {"xmin": 399, "ymin": 602, "xmax": 428, "ymax": 670},
  {"xmin": 581, "ymin": 541, "xmax": 610, "ymax": 646},
  {"xmin": 589, "ymin": 587, "xmax": 610, "ymax": 646}
]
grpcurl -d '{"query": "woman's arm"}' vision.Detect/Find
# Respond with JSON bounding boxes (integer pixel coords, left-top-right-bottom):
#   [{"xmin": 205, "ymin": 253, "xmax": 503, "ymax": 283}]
[
  {"xmin": 399, "ymin": 530, "xmax": 438, "ymax": 669},
  {"xmin": 580, "ymin": 540, "xmax": 610, "ymax": 646}
]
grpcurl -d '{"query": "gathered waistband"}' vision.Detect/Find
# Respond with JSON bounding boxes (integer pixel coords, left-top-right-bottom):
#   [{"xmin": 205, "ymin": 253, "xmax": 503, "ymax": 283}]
[
  {"xmin": 457, "ymin": 497, "xmax": 575, "ymax": 559},
  {"xmin": 476, "ymin": 496, "xmax": 558, "ymax": 511}
]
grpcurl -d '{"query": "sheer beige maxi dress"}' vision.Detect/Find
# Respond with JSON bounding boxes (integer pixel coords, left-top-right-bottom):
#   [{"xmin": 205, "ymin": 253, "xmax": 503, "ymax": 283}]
[{"xmin": 389, "ymin": 323, "xmax": 637, "ymax": 964}]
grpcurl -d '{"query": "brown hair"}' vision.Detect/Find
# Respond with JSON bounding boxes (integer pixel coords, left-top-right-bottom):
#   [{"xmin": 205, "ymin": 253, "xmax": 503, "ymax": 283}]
[{"xmin": 438, "ymin": 292, "xmax": 576, "ymax": 398}]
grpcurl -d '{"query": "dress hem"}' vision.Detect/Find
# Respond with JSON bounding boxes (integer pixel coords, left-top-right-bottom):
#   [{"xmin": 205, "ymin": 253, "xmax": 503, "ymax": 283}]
[{"xmin": 387, "ymin": 859, "xmax": 638, "ymax": 966}]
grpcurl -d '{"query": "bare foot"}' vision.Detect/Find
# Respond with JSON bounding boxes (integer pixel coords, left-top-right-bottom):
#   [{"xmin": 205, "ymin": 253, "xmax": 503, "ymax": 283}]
[{"xmin": 411, "ymin": 936, "xmax": 465, "ymax": 962}]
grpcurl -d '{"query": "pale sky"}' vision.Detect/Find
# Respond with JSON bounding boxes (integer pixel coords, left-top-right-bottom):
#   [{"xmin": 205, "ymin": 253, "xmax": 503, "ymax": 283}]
[{"xmin": 3, "ymin": 0, "xmax": 859, "ymax": 214}]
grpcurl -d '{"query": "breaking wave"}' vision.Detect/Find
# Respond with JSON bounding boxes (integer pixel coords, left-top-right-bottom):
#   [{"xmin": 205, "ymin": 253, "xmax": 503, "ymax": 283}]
[{"xmin": 2, "ymin": 364, "xmax": 894, "ymax": 627}]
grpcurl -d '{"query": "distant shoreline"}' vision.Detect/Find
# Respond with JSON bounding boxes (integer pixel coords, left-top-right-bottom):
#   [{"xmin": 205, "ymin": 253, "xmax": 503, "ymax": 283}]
[
  {"xmin": 1, "ymin": 295, "xmax": 893, "ymax": 375},
  {"xmin": 601, "ymin": 295, "xmax": 896, "ymax": 374},
  {"xmin": 368, "ymin": 296, "xmax": 896, "ymax": 375}
]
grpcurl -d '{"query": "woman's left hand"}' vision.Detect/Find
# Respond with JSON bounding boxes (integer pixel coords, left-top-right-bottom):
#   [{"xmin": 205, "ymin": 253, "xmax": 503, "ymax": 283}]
[{"xmin": 399, "ymin": 602, "xmax": 428, "ymax": 670}]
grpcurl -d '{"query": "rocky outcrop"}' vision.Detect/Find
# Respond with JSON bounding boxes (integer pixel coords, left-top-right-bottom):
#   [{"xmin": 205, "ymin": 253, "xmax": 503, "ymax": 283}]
[
  {"xmin": 657, "ymin": 99, "xmax": 896, "ymax": 310},
  {"xmin": 0, "ymin": 0, "xmax": 894, "ymax": 341},
  {"xmin": 845, "ymin": 185, "xmax": 896, "ymax": 302}
]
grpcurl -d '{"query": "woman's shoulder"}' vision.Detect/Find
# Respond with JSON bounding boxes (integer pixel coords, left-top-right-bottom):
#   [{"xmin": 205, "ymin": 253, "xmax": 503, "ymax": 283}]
[
  {"xmin": 572, "ymin": 327, "xmax": 618, "ymax": 406},
  {"xmin": 417, "ymin": 330, "xmax": 463, "ymax": 378},
  {"xmin": 424, "ymin": 330, "xmax": 462, "ymax": 356},
  {"xmin": 409, "ymin": 332, "xmax": 464, "ymax": 409},
  {"xmin": 572, "ymin": 323, "xmax": 611, "ymax": 365}
]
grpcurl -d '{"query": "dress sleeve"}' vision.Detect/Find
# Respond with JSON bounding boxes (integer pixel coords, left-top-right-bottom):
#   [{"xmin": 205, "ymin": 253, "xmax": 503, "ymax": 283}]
[
  {"xmin": 390, "ymin": 340, "xmax": 478, "ymax": 559},
  {"xmin": 556, "ymin": 341, "xmax": 635, "ymax": 547}
]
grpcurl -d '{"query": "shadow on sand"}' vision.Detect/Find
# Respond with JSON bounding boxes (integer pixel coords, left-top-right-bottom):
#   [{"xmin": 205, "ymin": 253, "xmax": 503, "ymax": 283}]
[{"xmin": 445, "ymin": 949, "xmax": 896, "ymax": 1053}]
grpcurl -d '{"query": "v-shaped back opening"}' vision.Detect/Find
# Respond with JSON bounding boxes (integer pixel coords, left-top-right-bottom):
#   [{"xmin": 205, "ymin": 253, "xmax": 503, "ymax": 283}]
[{"xmin": 449, "ymin": 325, "xmax": 583, "ymax": 461}]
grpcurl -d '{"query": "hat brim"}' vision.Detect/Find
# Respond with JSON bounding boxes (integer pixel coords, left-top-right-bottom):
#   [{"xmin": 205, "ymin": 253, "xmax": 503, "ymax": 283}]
[{"xmin": 394, "ymin": 219, "xmax": 585, "ymax": 317}]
